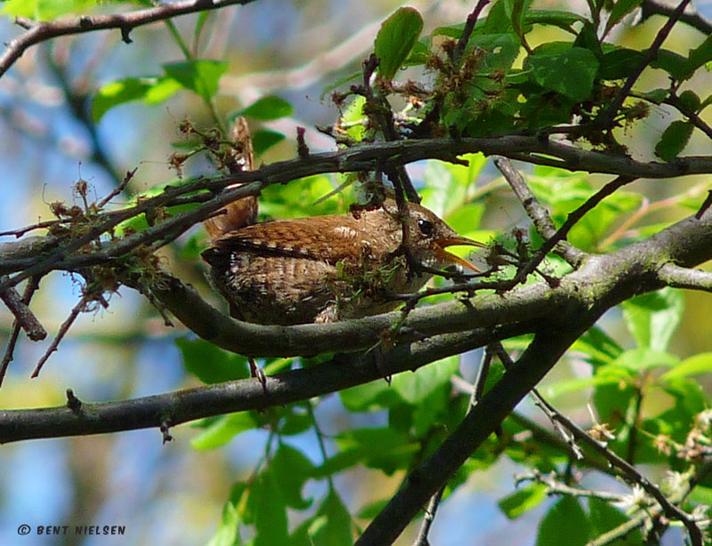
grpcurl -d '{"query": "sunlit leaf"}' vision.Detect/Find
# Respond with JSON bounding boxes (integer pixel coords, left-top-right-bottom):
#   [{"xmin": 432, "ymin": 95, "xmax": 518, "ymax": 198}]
[
  {"xmin": 374, "ymin": 7, "xmax": 424, "ymax": 80},
  {"xmin": 499, "ymin": 484, "xmax": 547, "ymax": 519},
  {"xmin": 655, "ymin": 120, "xmax": 694, "ymax": 161},
  {"xmin": 163, "ymin": 60, "xmax": 228, "ymax": 102},
  {"xmin": 527, "ymin": 45, "xmax": 599, "ymax": 101},
  {"xmin": 621, "ymin": 288, "xmax": 684, "ymax": 351},
  {"xmin": 536, "ymin": 497, "xmax": 590, "ymax": 546},
  {"xmin": 238, "ymin": 95, "xmax": 294, "ymax": 120}
]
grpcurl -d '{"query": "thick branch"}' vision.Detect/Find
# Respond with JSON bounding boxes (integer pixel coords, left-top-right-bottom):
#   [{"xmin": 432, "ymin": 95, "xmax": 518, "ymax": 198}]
[
  {"xmin": 0, "ymin": 326, "xmax": 525, "ymax": 443},
  {"xmin": 356, "ymin": 327, "xmax": 591, "ymax": 545},
  {"xmin": 0, "ymin": 0, "xmax": 258, "ymax": 78}
]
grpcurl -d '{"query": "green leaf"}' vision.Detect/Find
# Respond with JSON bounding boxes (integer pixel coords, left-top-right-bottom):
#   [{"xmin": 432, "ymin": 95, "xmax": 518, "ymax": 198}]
[
  {"xmin": 572, "ymin": 326, "xmax": 623, "ymax": 366},
  {"xmin": 621, "ymin": 288, "xmax": 684, "ymax": 351},
  {"xmin": 536, "ymin": 497, "xmax": 591, "ymax": 546},
  {"xmin": 251, "ymin": 129, "xmax": 285, "ymax": 156},
  {"xmin": 317, "ymin": 428, "xmax": 418, "ymax": 476},
  {"xmin": 356, "ymin": 499, "xmax": 389, "ymax": 519},
  {"xmin": 259, "ymin": 175, "xmax": 346, "ymax": 218},
  {"xmin": 686, "ymin": 35, "xmax": 712, "ymax": 78},
  {"xmin": 421, "ymin": 154, "xmax": 486, "ymax": 217},
  {"xmin": 524, "ymin": 10, "xmax": 586, "ymax": 32},
  {"xmin": 341, "ymin": 96, "xmax": 367, "ymax": 142},
  {"xmin": 250, "ymin": 469, "xmax": 289, "ymax": 546},
  {"xmin": 271, "ymin": 444, "xmax": 314, "ymax": 510},
  {"xmin": 191, "ymin": 413, "xmax": 257, "ymax": 451},
  {"xmin": 689, "ymin": 486, "xmax": 712, "ymax": 506},
  {"xmin": 527, "ymin": 45, "xmax": 600, "ymax": 101},
  {"xmin": 278, "ymin": 405, "xmax": 313, "ymax": 436},
  {"xmin": 471, "ymin": 33, "xmax": 521, "ymax": 71},
  {"xmin": 238, "ymin": 95, "xmax": 294, "ymax": 121},
  {"xmin": 662, "ymin": 352, "xmax": 712, "ymax": 381},
  {"xmin": 374, "ymin": 7, "xmax": 424, "ymax": 80},
  {"xmin": 678, "ymin": 90, "xmax": 701, "ymax": 113},
  {"xmin": 162, "ymin": 60, "xmax": 228, "ymax": 102},
  {"xmin": 91, "ymin": 76, "xmax": 183, "ymax": 122},
  {"xmin": 612, "ymin": 348, "xmax": 680, "ymax": 371},
  {"xmin": 404, "ymin": 39, "xmax": 430, "ymax": 66},
  {"xmin": 639, "ymin": 88, "xmax": 669, "ymax": 104},
  {"xmin": 339, "ymin": 380, "xmax": 399, "ymax": 411},
  {"xmin": 206, "ymin": 500, "xmax": 242, "ymax": 546},
  {"xmin": 93, "ymin": 78, "xmax": 156, "ymax": 122},
  {"xmin": 588, "ymin": 497, "xmax": 641, "ymax": 545},
  {"xmin": 176, "ymin": 337, "xmax": 249, "ymax": 384},
  {"xmin": 309, "ymin": 490, "xmax": 353, "ymax": 546},
  {"xmin": 655, "ymin": 120, "xmax": 694, "ymax": 161},
  {"xmin": 391, "ymin": 357, "xmax": 459, "ymax": 404},
  {"xmin": 499, "ymin": 484, "xmax": 547, "ymax": 519},
  {"xmin": 651, "ymin": 49, "xmax": 690, "ymax": 80},
  {"xmin": 3, "ymin": 0, "xmax": 95, "ymax": 20},
  {"xmin": 605, "ymin": 0, "xmax": 643, "ymax": 34},
  {"xmin": 599, "ymin": 48, "xmax": 644, "ymax": 80}
]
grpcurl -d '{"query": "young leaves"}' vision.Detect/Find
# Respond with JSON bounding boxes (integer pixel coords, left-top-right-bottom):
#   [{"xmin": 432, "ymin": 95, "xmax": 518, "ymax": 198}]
[{"xmin": 374, "ymin": 7, "xmax": 424, "ymax": 80}]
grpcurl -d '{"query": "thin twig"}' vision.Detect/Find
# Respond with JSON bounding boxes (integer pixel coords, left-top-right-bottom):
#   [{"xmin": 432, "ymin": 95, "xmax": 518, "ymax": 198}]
[
  {"xmin": 658, "ymin": 263, "xmax": 712, "ymax": 292},
  {"xmin": 30, "ymin": 292, "xmax": 94, "ymax": 378},
  {"xmin": 491, "ymin": 342, "xmax": 584, "ymax": 460},
  {"xmin": 513, "ymin": 174, "xmax": 637, "ymax": 284},
  {"xmin": 0, "ymin": 0, "xmax": 258, "ymax": 78},
  {"xmin": 640, "ymin": 0, "xmax": 712, "ymax": 35},
  {"xmin": 517, "ymin": 470, "xmax": 625, "ymax": 502},
  {"xmin": 0, "ymin": 279, "xmax": 46, "ymax": 341},
  {"xmin": 412, "ymin": 486, "xmax": 445, "ymax": 546},
  {"xmin": 452, "ymin": 0, "xmax": 491, "ymax": 65},
  {"xmin": 96, "ymin": 168, "xmax": 137, "ymax": 209},
  {"xmin": 472, "ymin": 345, "xmax": 493, "ymax": 405},
  {"xmin": 599, "ymin": 0, "xmax": 692, "ymax": 128},
  {"xmin": 494, "ymin": 157, "xmax": 585, "ymax": 267},
  {"xmin": 541, "ymin": 400, "xmax": 703, "ymax": 545},
  {"xmin": 0, "ymin": 276, "xmax": 41, "ymax": 386},
  {"xmin": 2, "ymin": 137, "xmax": 712, "ymax": 283}
]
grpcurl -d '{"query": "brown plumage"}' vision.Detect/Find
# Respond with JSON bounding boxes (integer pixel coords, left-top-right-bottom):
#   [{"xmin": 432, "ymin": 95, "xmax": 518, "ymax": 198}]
[
  {"xmin": 203, "ymin": 116, "xmax": 258, "ymax": 239},
  {"xmin": 202, "ymin": 200, "xmax": 483, "ymax": 325},
  {"xmin": 201, "ymin": 117, "xmax": 483, "ymax": 325}
]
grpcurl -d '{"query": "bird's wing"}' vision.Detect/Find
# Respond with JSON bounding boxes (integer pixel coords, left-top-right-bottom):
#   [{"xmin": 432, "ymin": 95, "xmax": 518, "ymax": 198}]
[{"xmin": 207, "ymin": 216, "xmax": 368, "ymax": 265}]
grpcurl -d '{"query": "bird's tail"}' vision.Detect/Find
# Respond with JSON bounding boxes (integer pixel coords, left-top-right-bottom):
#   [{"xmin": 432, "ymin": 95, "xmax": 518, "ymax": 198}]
[{"xmin": 203, "ymin": 116, "xmax": 258, "ymax": 239}]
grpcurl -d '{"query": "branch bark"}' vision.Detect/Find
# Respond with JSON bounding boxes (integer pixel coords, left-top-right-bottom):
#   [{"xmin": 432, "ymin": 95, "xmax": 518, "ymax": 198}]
[
  {"xmin": 0, "ymin": 0, "xmax": 258, "ymax": 78},
  {"xmin": 0, "ymin": 326, "xmax": 523, "ymax": 443}
]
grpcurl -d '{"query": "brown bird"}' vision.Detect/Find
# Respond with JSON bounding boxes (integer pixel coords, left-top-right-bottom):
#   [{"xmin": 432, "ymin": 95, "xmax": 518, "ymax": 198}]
[
  {"xmin": 202, "ymin": 199, "xmax": 483, "ymax": 325},
  {"xmin": 201, "ymin": 117, "xmax": 483, "ymax": 326}
]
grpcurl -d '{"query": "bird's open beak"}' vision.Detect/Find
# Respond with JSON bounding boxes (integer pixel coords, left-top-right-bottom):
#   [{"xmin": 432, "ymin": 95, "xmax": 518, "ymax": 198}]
[{"xmin": 433, "ymin": 236, "xmax": 485, "ymax": 273}]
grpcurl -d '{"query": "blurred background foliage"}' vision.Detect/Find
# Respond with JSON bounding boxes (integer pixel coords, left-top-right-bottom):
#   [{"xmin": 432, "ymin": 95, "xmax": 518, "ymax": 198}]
[{"xmin": 1, "ymin": 0, "xmax": 712, "ymax": 545}]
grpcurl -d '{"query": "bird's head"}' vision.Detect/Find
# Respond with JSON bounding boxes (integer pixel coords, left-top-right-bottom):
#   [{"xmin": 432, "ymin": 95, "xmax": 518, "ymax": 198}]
[{"xmin": 399, "ymin": 202, "xmax": 485, "ymax": 272}]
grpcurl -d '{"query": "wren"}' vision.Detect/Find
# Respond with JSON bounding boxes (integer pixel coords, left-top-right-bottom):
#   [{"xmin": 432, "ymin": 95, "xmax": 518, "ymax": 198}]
[
  {"xmin": 202, "ymin": 199, "xmax": 483, "ymax": 325},
  {"xmin": 201, "ymin": 118, "xmax": 483, "ymax": 325}
]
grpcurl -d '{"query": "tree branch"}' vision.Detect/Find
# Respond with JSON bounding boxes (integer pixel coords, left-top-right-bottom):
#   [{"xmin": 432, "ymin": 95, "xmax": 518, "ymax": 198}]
[
  {"xmin": 640, "ymin": 0, "xmax": 712, "ymax": 35},
  {"xmin": 356, "ymin": 327, "xmax": 591, "ymax": 545},
  {"xmin": 544, "ymin": 398, "xmax": 703, "ymax": 545},
  {"xmin": 0, "ymin": 325, "xmax": 525, "ymax": 443},
  {"xmin": 494, "ymin": 157, "xmax": 585, "ymax": 267},
  {"xmin": 600, "ymin": 0, "xmax": 692, "ymax": 128},
  {"xmin": 0, "ymin": 0, "xmax": 258, "ymax": 78},
  {"xmin": 2, "ymin": 136, "xmax": 712, "ymax": 282},
  {"xmin": 658, "ymin": 263, "xmax": 712, "ymax": 292}
]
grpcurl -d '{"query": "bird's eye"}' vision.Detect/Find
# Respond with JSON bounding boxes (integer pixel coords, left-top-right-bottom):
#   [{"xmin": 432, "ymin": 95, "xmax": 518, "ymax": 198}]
[{"xmin": 417, "ymin": 219, "xmax": 434, "ymax": 236}]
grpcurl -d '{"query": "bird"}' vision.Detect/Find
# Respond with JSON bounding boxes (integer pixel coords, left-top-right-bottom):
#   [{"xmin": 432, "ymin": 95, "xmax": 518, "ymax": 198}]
[
  {"xmin": 202, "ymin": 199, "xmax": 483, "ymax": 325},
  {"xmin": 201, "ymin": 118, "xmax": 484, "ymax": 325}
]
